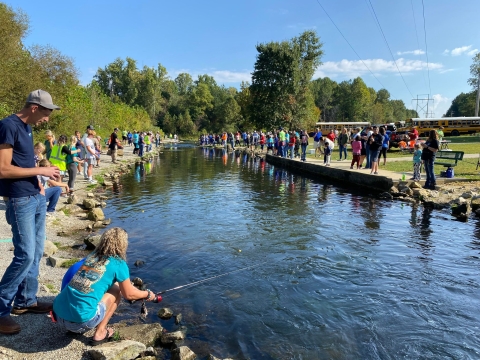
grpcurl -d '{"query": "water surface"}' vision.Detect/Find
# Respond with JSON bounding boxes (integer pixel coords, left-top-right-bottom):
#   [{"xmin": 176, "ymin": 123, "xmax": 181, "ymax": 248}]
[{"xmin": 105, "ymin": 146, "xmax": 480, "ymax": 359}]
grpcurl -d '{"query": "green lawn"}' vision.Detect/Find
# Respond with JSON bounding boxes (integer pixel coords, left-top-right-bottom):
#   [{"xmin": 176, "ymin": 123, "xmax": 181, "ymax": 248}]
[{"xmin": 383, "ymin": 158, "xmax": 480, "ymax": 180}]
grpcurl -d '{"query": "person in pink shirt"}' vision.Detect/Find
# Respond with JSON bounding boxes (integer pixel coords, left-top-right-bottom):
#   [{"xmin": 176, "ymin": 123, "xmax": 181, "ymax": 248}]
[{"xmin": 350, "ymin": 135, "xmax": 362, "ymax": 169}]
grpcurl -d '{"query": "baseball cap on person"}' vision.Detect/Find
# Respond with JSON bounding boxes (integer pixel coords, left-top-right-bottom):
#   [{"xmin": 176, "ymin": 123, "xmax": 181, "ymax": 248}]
[
  {"xmin": 26, "ymin": 89, "xmax": 60, "ymax": 110},
  {"xmin": 87, "ymin": 125, "xmax": 94, "ymax": 130},
  {"xmin": 114, "ymin": 128, "xmax": 119, "ymax": 131}
]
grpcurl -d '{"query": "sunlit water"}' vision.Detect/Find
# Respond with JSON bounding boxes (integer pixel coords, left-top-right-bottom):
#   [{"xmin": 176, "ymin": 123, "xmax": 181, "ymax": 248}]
[{"xmin": 104, "ymin": 145, "xmax": 480, "ymax": 359}]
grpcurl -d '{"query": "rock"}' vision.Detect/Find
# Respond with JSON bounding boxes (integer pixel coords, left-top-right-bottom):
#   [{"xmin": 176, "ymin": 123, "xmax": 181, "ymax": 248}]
[
  {"xmin": 379, "ymin": 192, "xmax": 393, "ymax": 200},
  {"xmin": 99, "ymin": 195, "xmax": 109, "ymax": 200},
  {"xmin": 134, "ymin": 260, "xmax": 145, "ymax": 267},
  {"xmin": 171, "ymin": 346, "xmax": 196, "ymax": 360},
  {"xmin": 48, "ymin": 256, "xmax": 70, "ymax": 268},
  {"xmin": 132, "ymin": 277, "xmax": 143, "ymax": 287},
  {"xmin": 84, "ymin": 235, "xmax": 102, "ymax": 250},
  {"xmin": 118, "ymin": 324, "xmax": 163, "ymax": 346},
  {"xmin": 461, "ymin": 192, "xmax": 473, "ymax": 199},
  {"xmin": 389, "ymin": 186, "xmax": 399, "ymax": 194},
  {"xmin": 409, "ymin": 181, "xmax": 422, "ymax": 189},
  {"xmin": 88, "ymin": 208, "xmax": 105, "ymax": 221},
  {"xmin": 471, "ymin": 198, "xmax": 480, "ymax": 211},
  {"xmin": 102, "ymin": 218, "xmax": 112, "ymax": 226},
  {"xmin": 175, "ymin": 313, "xmax": 182, "ymax": 325},
  {"xmin": 103, "ymin": 180, "xmax": 114, "ymax": 186},
  {"xmin": 412, "ymin": 189, "xmax": 429, "ymax": 199},
  {"xmin": 83, "ymin": 199, "xmax": 96, "ymax": 209},
  {"xmin": 93, "ymin": 221, "xmax": 106, "ymax": 228},
  {"xmin": 66, "ymin": 195, "xmax": 75, "ymax": 204},
  {"xmin": 451, "ymin": 202, "xmax": 471, "ymax": 219},
  {"xmin": 144, "ymin": 347, "xmax": 157, "ymax": 356},
  {"xmin": 87, "ymin": 192, "xmax": 95, "ymax": 198},
  {"xmin": 86, "ymin": 224, "xmax": 93, "ymax": 231},
  {"xmin": 100, "ymin": 201, "xmax": 107, "ymax": 208},
  {"xmin": 103, "ymin": 173, "xmax": 111, "ymax": 178},
  {"xmin": 43, "ymin": 240, "xmax": 58, "ymax": 257},
  {"xmin": 157, "ymin": 307, "xmax": 173, "ymax": 319},
  {"xmin": 399, "ymin": 187, "xmax": 413, "ymax": 196},
  {"xmin": 160, "ymin": 330, "xmax": 185, "ymax": 345},
  {"xmin": 88, "ymin": 340, "xmax": 146, "ymax": 360},
  {"xmin": 208, "ymin": 355, "xmax": 221, "ymax": 360},
  {"xmin": 455, "ymin": 197, "xmax": 468, "ymax": 205}
]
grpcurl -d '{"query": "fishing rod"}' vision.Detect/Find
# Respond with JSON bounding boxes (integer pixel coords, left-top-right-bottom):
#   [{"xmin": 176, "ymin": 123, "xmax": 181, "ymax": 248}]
[{"xmin": 150, "ymin": 263, "xmax": 262, "ymax": 303}]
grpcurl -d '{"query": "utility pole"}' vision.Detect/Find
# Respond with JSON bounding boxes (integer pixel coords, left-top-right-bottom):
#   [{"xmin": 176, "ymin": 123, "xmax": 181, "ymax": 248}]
[
  {"xmin": 413, "ymin": 94, "xmax": 435, "ymax": 118},
  {"xmin": 475, "ymin": 73, "xmax": 480, "ymax": 117}
]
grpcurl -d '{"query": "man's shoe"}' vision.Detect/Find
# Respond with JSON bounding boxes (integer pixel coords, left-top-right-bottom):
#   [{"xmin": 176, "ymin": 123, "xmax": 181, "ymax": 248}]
[
  {"xmin": 0, "ymin": 315, "xmax": 20, "ymax": 334},
  {"xmin": 12, "ymin": 301, "xmax": 53, "ymax": 315}
]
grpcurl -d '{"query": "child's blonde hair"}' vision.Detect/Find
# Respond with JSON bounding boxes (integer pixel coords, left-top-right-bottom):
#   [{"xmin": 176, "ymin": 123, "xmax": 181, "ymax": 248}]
[
  {"xmin": 34, "ymin": 142, "xmax": 45, "ymax": 151},
  {"xmin": 414, "ymin": 143, "xmax": 421, "ymax": 149},
  {"xmin": 38, "ymin": 159, "xmax": 51, "ymax": 167}
]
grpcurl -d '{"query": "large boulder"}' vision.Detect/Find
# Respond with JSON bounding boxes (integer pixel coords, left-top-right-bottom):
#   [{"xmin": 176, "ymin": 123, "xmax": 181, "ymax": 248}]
[
  {"xmin": 43, "ymin": 240, "xmax": 58, "ymax": 257},
  {"xmin": 451, "ymin": 202, "xmax": 471, "ymax": 220},
  {"xmin": 471, "ymin": 197, "xmax": 480, "ymax": 211},
  {"xmin": 160, "ymin": 330, "xmax": 185, "ymax": 345},
  {"xmin": 88, "ymin": 208, "xmax": 105, "ymax": 221},
  {"xmin": 83, "ymin": 199, "xmax": 96, "ymax": 209},
  {"xmin": 118, "ymin": 324, "xmax": 163, "ymax": 346},
  {"xmin": 409, "ymin": 181, "xmax": 422, "ymax": 189},
  {"xmin": 84, "ymin": 235, "xmax": 102, "ymax": 250},
  {"xmin": 88, "ymin": 340, "xmax": 146, "ymax": 360},
  {"xmin": 171, "ymin": 346, "xmax": 197, "ymax": 360}
]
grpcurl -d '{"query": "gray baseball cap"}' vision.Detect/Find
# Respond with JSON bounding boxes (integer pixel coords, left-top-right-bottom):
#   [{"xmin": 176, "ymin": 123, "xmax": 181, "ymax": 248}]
[{"xmin": 26, "ymin": 89, "xmax": 60, "ymax": 110}]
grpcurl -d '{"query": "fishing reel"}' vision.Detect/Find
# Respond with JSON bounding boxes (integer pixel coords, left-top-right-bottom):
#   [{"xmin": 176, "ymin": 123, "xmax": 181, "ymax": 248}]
[{"xmin": 152, "ymin": 294, "xmax": 162, "ymax": 303}]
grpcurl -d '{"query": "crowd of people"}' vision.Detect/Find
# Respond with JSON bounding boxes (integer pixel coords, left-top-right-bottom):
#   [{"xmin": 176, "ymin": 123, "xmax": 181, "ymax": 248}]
[{"xmin": 0, "ymin": 89, "xmax": 163, "ymax": 342}]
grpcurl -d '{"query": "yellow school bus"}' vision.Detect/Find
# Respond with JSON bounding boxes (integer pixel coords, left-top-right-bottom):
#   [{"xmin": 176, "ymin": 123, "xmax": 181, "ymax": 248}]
[
  {"xmin": 410, "ymin": 117, "xmax": 480, "ymax": 136},
  {"xmin": 314, "ymin": 122, "xmax": 371, "ymax": 133}
]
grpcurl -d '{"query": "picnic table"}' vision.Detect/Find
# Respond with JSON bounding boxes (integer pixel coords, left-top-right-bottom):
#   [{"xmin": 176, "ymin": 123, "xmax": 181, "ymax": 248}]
[{"xmin": 439, "ymin": 140, "xmax": 450, "ymax": 150}]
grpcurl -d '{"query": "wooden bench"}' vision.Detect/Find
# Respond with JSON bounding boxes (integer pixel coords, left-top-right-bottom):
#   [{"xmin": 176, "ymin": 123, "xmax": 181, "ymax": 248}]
[{"xmin": 435, "ymin": 150, "xmax": 464, "ymax": 167}]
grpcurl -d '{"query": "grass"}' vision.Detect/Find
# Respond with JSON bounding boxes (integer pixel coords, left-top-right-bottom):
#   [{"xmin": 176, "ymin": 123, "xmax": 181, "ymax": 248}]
[
  {"xmin": 53, "ymin": 241, "xmax": 62, "ymax": 248},
  {"xmin": 112, "ymin": 331, "xmax": 122, "ymax": 341},
  {"xmin": 383, "ymin": 158, "xmax": 480, "ymax": 180},
  {"xmin": 45, "ymin": 283, "xmax": 58, "ymax": 294},
  {"xmin": 60, "ymin": 258, "xmax": 80, "ymax": 268},
  {"xmin": 62, "ymin": 208, "xmax": 71, "ymax": 216}
]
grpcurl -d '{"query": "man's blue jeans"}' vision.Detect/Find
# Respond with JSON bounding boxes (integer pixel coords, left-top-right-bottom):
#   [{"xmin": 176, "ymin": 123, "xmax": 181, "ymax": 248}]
[
  {"xmin": 45, "ymin": 186, "xmax": 62, "ymax": 213},
  {"xmin": 0, "ymin": 194, "xmax": 46, "ymax": 316},
  {"xmin": 365, "ymin": 145, "xmax": 371, "ymax": 168},
  {"xmin": 139, "ymin": 144, "xmax": 144, "ymax": 157},
  {"xmin": 289, "ymin": 145, "xmax": 295, "ymax": 159}
]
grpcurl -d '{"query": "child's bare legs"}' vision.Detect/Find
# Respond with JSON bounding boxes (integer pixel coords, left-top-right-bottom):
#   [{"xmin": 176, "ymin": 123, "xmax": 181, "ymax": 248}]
[{"xmin": 92, "ymin": 283, "xmax": 121, "ymax": 341}]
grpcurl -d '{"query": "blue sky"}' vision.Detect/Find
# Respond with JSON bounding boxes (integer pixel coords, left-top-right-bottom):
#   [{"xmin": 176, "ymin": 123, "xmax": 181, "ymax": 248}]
[{"xmin": 5, "ymin": 0, "xmax": 479, "ymax": 118}]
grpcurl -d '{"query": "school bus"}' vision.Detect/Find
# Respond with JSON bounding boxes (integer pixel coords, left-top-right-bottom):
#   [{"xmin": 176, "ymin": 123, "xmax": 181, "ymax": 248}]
[
  {"xmin": 314, "ymin": 122, "xmax": 371, "ymax": 133},
  {"xmin": 410, "ymin": 117, "xmax": 480, "ymax": 136}
]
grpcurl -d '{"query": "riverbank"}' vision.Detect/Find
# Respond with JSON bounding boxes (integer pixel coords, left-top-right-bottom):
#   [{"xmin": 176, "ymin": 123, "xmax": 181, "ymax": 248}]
[{"xmin": 0, "ymin": 144, "xmax": 165, "ymax": 360}]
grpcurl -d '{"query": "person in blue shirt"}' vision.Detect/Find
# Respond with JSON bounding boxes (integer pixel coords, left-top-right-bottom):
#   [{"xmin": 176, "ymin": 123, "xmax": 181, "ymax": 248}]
[
  {"xmin": 380, "ymin": 127, "xmax": 390, "ymax": 166},
  {"xmin": 53, "ymin": 227, "xmax": 157, "ymax": 345},
  {"xmin": 0, "ymin": 90, "xmax": 61, "ymax": 335}
]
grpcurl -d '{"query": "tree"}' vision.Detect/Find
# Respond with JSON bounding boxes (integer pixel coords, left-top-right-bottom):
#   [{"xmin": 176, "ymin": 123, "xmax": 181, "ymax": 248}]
[
  {"xmin": 310, "ymin": 77, "xmax": 337, "ymax": 121},
  {"xmin": 444, "ymin": 92, "xmax": 476, "ymax": 117},
  {"xmin": 250, "ymin": 30, "xmax": 323, "ymax": 129},
  {"xmin": 175, "ymin": 73, "xmax": 193, "ymax": 96}
]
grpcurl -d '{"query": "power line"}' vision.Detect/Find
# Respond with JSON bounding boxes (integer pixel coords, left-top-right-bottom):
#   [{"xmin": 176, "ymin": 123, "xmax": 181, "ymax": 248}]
[
  {"xmin": 421, "ymin": 0, "xmax": 432, "ymax": 96},
  {"xmin": 314, "ymin": 0, "xmax": 387, "ymax": 89},
  {"xmin": 410, "ymin": 0, "xmax": 429, "ymax": 94},
  {"xmin": 366, "ymin": 0, "xmax": 415, "ymax": 98}
]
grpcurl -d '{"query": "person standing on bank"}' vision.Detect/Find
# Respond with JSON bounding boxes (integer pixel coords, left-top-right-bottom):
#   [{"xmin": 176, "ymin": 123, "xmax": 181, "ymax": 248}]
[
  {"xmin": 109, "ymin": 128, "xmax": 119, "ymax": 164},
  {"xmin": 0, "ymin": 90, "xmax": 61, "ymax": 334},
  {"xmin": 421, "ymin": 130, "xmax": 439, "ymax": 190}
]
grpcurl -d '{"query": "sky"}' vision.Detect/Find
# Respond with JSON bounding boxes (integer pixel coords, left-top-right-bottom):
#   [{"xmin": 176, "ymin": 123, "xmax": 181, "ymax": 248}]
[{"xmin": 4, "ymin": 0, "xmax": 479, "ymax": 118}]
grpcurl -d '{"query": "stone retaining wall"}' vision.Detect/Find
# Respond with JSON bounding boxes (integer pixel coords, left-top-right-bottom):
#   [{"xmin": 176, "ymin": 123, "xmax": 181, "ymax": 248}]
[{"xmin": 266, "ymin": 154, "xmax": 394, "ymax": 191}]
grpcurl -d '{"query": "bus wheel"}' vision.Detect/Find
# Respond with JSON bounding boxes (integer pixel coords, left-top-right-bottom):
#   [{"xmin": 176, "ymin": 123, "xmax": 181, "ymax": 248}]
[{"xmin": 451, "ymin": 130, "xmax": 459, "ymax": 136}]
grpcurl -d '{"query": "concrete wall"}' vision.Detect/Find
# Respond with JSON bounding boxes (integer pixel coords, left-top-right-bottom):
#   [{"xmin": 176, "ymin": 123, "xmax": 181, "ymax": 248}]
[{"xmin": 266, "ymin": 155, "xmax": 394, "ymax": 192}]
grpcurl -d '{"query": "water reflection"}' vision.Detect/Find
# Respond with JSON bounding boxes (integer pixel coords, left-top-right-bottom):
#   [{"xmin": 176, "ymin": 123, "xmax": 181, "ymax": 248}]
[{"xmin": 103, "ymin": 147, "xmax": 480, "ymax": 359}]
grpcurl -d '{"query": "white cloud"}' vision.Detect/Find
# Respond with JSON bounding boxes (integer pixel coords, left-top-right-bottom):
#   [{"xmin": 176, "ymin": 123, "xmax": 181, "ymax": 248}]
[
  {"xmin": 450, "ymin": 45, "xmax": 476, "ymax": 56},
  {"xmin": 432, "ymin": 94, "xmax": 450, "ymax": 117},
  {"xmin": 467, "ymin": 49, "xmax": 479, "ymax": 56},
  {"xmin": 208, "ymin": 70, "xmax": 252, "ymax": 83},
  {"xmin": 443, "ymin": 49, "xmax": 450, "ymax": 55},
  {"xmin": 397, "ymin": 49, "xmax": 425, "ymax": 55},
  {"xmin": 314, "ymin": 58, "xmax": 443, "ymax": 78}
]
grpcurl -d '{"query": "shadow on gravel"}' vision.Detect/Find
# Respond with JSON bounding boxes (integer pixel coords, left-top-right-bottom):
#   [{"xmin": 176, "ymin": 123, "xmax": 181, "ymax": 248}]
[{"xmin": 0, "ymin": 297, "xmax": 91, "ymax": 354}]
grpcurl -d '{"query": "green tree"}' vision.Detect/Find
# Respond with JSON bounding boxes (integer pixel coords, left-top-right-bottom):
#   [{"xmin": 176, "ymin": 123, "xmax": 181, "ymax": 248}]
[
  {"xmin": 250, "ymin": 30, "xmax": 323, "ymax": 129},
  {"xmin": 444, "ymin": 92, "xmax": 476, "ymax": 117},
  {"xmin": 310, "ymin": 77, "xmax": 337, "ymax": 121},
  {"xmin": 175, "ymin": 73, "xmax": 193, "ymax": 96}
]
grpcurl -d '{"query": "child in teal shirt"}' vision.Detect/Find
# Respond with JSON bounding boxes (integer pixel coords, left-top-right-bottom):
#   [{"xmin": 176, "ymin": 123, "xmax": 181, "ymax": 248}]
[{"xmin": 412, "ymin": 143, "xmax": 422, "ymax": 181}]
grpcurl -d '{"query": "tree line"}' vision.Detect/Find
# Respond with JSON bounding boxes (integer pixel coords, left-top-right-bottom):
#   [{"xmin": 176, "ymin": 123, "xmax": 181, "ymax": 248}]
[{"xmin": 1, "ymin": 2, "xmax": 421, "ymax": 141}]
